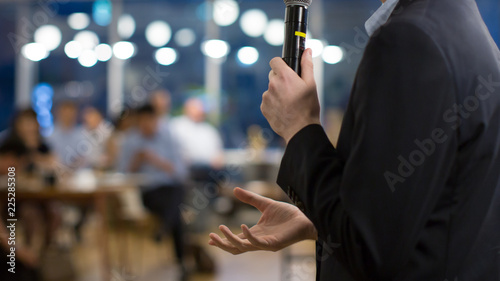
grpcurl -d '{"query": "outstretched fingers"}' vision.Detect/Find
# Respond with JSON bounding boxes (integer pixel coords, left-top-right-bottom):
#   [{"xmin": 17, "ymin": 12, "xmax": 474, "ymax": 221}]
[
  {"xmin": 209, "ymin": 232, "xmax": 242, "ymax": 255},
  {"xmin": 219, "ymin": 225, "xmax": 258, "ymax": 252},
  {"xmin": 209, "ymin": 230, "xmax": 245, "ymax": 245},
  {"xmin": 241, "ymin": 224, "xmax": 272, "ymax": 250}
]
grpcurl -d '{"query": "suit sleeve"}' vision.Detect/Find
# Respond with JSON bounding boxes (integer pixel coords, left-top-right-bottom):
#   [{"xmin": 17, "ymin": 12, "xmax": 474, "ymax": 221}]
[{"xmin": 277, "ymin": 22, "xmax": 458, "ymax": 279}]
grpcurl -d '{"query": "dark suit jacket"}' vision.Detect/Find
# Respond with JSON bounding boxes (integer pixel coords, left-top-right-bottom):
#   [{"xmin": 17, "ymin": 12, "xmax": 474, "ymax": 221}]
[{"xmin": 277, "ymin": 0, "xmax": 500, "ymax": 280}]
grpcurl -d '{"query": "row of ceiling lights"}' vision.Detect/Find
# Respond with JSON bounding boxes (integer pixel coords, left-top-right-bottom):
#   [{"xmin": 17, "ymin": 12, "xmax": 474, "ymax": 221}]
[{"xmin": 21, "ymin": 1, "xmax": 344, "ymax": 67}]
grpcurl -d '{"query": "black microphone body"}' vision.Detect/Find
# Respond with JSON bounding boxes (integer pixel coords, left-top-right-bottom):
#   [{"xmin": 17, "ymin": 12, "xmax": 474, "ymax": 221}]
[{"xmin": 282, "ymin": 0, "xmax": 311, "ymax": 76}]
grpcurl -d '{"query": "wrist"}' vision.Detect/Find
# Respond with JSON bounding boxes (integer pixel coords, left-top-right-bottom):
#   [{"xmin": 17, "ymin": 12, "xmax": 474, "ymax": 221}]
[{"xmin": 284, "ymin": 119, "xmax": 321, "ymax": 144}]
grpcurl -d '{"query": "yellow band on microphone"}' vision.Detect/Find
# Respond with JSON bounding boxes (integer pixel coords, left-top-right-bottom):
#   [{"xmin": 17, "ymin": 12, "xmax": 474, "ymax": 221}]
[{"xmin": 295, "ymin": 31, "xmax": 306, "ymax": 38}]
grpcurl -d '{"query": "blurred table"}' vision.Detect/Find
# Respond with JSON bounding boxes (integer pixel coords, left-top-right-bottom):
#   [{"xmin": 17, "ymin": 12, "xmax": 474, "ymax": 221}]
[{"xmin": 0, "ymin": 172, "xmax": 145, "ymax": 281}]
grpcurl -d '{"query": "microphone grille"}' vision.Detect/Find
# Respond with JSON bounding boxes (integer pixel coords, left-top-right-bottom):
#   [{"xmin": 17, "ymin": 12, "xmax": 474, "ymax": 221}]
[{"xmin": 283, "ymin": 0, "xmax": 312, "ymax": 7}]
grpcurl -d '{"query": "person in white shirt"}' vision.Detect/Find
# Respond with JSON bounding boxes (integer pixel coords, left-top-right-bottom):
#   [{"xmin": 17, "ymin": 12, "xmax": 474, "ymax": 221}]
[{"xmin": 170, "ymin": 98, "xmax": 224, "ymax": 182}]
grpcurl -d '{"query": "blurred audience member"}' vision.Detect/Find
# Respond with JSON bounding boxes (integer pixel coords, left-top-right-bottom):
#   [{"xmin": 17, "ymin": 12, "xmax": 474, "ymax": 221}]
[
  {"xmin": 106, "ymin": 108, "xmax": 137, "ymax": 170},
  {"xmin": 81, "ymin": 106, "xmax": 113, "ymax": 169},
  {"xmin": 47, "ymin": 101, "xmax": 85, "ymax": 170},
  {"xmin": 0, "ymin": 138, "xmax": 26, "ymax": 174},
  {"xmin": 171, "ymin": 98, "xmax": 224, "ymax": 181},
  {"xmin": 0, "ymin": 109, "xmax": 61, "ymax": 250},
  {"xmin": 149, "ymin": 89, "xmax": 172, "ymax": 128},
  {"xmin": 2, "ymin": 109, "xmax": 56, "ymax": 176},
  {"xmin": 118, "ymin": 104, "xmax": 188, "ymax": 280}
]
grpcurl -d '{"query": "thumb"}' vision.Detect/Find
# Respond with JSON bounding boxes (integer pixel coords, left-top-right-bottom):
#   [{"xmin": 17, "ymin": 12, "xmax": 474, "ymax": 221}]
[
  {"xmin": 300, "ymin": 48, "xmax": 315, "ymax": 84},
  {"xmin": 233, "ymin": 187, "xmax": 272, "ymax": 212}
]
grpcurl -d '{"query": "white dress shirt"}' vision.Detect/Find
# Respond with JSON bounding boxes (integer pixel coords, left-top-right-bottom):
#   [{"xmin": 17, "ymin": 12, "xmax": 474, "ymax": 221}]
[
  {"xmin": 365, "ymin": 0, "xmax": 400, "ymax": 37},
  {"xmin": 170, "ymin": 116, "xmax": 223, "ymax": 166}
]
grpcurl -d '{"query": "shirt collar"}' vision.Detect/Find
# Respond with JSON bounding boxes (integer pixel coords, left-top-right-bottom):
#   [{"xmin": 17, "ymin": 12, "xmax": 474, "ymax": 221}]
[{"xmin": 365, "ymin": 0, "xmax": 400, "ymax": 37}]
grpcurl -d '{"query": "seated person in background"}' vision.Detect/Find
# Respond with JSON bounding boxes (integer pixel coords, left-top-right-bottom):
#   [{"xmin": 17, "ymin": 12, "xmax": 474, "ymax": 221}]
[
  {"xmin": 66, "ymin": 106, "xmax": 114, "ymax": 242},
  {"xmin": 149, "ymin": 89, "xmax": 172, "ymax": 129},
  {"xmin": 3, "ymin": 108, "xmax": 56, "ymax": 182},
  {"xmin": 0, "ymin": 109, "xmax": 60, "ymax": 248},
  {"xmin": 47, "ymin": 101, "xmax": 85, "ymax": 171},
  {"xmin": 118, "ymin": 104, "xmax": 188, "ymax": 279},
  {"xmin": 0, "ymin": 140, "xmax": 26, "ymax": 174},
  {"xmin": 170, "ymin": 98, "xmax": 224, "ymax": 182},
  {"xmin": 105, "ymin": 108, "xmax": 136, "ymax": 170},
  {"xmin": 81, "ymin": 106, "xmax": 113, "ymax": 169}
]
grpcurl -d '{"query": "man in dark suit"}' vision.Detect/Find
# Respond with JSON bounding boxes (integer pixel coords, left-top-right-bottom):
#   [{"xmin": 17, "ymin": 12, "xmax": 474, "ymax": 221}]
[{"xmin": 209, "ymin": 0, "xmax": 500, "ymax": 280}]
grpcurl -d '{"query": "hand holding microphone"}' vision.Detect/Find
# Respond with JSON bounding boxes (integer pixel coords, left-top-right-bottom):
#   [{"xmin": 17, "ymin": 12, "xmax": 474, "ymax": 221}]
[{"xmin": 261, "ymin": 49, "xmax": 320, "ymax": 144}]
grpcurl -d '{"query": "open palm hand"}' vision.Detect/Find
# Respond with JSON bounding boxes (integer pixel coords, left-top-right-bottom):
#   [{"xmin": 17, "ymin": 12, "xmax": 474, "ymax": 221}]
[{"xmin": 208, "ymin": 187, "xmax": 317, "ymax": 255}]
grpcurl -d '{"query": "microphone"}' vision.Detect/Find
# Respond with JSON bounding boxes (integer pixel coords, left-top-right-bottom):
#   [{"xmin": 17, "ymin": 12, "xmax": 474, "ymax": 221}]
[{"xmin": 282, "ymin": 0, "xmax": 312, "ymax": 76}]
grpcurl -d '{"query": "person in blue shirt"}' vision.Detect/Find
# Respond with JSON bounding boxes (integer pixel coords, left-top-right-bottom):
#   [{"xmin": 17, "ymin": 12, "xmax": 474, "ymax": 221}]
[
  {"xmin": 47, "ymin": 101, "xmax": 85, "ymax": 170},
  {"xmin": 118, "ymin": 104, "xmax": 188, "ymax": 280}
]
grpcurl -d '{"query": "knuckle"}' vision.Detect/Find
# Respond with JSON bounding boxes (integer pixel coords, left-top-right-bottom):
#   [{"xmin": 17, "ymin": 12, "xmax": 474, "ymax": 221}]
[
  {"xmin": 268, "ymin": 80, "xmax": 274, "ymax": 89},
  {"xmin": 261, "ymin": 98, "xmax": 267, "ymax": 110},
  {"xmin": 262, "ymin": 92, "xmax": 272, "ymax": 104},
  {"xmin": 260, "ymin": 106, "xmax": 267, "ymax": 117}
]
